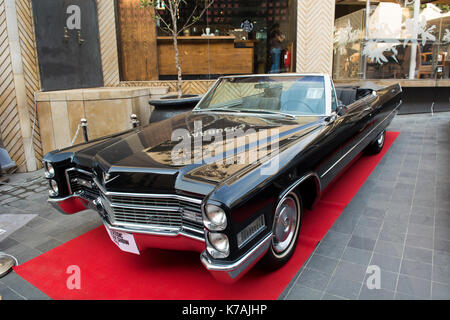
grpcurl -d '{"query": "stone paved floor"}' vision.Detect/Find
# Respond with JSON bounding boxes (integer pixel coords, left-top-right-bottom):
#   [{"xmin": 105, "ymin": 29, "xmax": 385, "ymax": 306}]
[
  {"xmin": 0, "ymin": 171, "xmax": 102, "ymax": 300},
  {"xmin": 0, "ymin": 112, "xmax": 449, "ymax": 300},
  {"xmin": 0, "ymin": 171, "xmax": 48, "ymax": 205},
  {"xmin": 281, "ymin": 112, "xmax": 450, "ymax": 300}
]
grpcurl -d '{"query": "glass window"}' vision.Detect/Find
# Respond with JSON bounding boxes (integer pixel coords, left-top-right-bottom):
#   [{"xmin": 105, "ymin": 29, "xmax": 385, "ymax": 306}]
[
  {"xmin": 333, "ymin": 0, "xmax": 450, "ymax": 81},
  {"xmin": 117, "ymin": 0, "xmax": 297, "ymax": 82},
  {"xmin": 196, "ymin": 75, "xmax": 327, "ymax": 116}
]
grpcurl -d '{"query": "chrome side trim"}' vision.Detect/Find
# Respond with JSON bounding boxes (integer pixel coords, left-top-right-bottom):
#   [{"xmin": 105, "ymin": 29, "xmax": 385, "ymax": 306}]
[
  {"xmin": 279, "ymin": 172, "xmax": 322, "ymax": 200},
  {"xmin": 320, "ymin": 105, "xmax": 399, "ymax": 179},
  {"xmin": 324, "ymin": 74, "xmax": 333, "ymax": 116}
]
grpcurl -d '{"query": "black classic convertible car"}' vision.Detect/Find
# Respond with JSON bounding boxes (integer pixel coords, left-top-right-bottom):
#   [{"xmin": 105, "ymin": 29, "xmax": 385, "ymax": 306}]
[{"xmin": 43, "ymin": 74, "xmax": 402, "ymax": 283}]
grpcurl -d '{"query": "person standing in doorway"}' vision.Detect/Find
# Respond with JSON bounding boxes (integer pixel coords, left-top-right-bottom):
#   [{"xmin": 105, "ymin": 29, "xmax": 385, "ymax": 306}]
[{"xmin": 269, "ymin": 23, "xmax": 285, "ymax": 74}]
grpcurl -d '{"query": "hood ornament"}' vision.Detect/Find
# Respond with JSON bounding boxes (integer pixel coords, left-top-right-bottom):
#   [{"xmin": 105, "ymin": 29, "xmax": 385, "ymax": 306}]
[{"xmin": 103, "ymin": 172, "xmax": 119, "ymax": 185}]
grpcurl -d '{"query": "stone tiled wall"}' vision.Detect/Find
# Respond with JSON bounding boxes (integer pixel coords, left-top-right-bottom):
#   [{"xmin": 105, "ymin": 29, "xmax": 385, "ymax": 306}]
[{"xmin": 35, "ymin": 87, "xmax": 167, "ymax": 156}]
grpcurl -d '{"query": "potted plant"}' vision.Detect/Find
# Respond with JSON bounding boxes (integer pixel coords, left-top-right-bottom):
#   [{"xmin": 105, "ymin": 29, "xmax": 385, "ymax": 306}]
[{"xmin": 140, "ymin": 0, "xmax": 215, "ymax": 122}]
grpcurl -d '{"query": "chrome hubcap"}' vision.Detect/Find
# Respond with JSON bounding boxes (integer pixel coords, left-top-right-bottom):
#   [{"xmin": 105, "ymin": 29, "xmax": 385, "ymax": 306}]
[
  {"xmin": 273, "ymin": 196, "xmax": 298, "ymax": 254},
  {"xmin": 377, "ymin": 132, "xmax": 385, "ymax": 146}
]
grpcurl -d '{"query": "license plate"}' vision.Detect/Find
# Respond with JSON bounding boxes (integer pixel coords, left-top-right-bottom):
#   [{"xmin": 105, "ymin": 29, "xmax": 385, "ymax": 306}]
[{"xmin": 104, "ymin": 225, "xmax": 140, "ymax": 255}]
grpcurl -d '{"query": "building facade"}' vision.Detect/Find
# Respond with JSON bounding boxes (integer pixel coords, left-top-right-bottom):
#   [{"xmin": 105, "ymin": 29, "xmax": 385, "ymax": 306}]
[{"xmin": 0, "ymin": 0, "xmax": 448, "ymax": 172}]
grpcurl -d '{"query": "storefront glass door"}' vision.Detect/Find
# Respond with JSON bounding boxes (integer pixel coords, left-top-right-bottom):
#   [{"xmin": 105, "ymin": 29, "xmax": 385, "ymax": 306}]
[
  {"xmin": 333, "ymin": 0, "xmax": 450, "ymax": 83},
  {"xmin": 117, "ymin": 0, "xmax": 298, "ymax": 81}
]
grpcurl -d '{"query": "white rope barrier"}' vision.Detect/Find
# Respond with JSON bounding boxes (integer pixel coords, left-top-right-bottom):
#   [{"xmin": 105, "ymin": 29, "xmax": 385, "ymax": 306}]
[{"xmin": 71, "ymin": 124, "xmax": 82, "ymax": 146}]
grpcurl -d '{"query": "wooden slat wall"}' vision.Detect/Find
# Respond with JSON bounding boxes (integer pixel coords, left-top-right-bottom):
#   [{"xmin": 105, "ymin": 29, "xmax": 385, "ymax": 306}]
[
  {"xmin": 16, "ymin": 0, "xmax": 42, "ymax": 167},
  {"xmin": 117, "ymin": 0, "xmax": 159, "ymax": 81},
  {"xmin": 0, "ymin": 0, "xmax": 27, "ymax": 170},
  {"xmin": 0, "ymin": 0, "xmax": 42, "ymax": 172},
  {"xmin": 297, "ymin": 0, "xmax": 335, "ymax": 74},
  {"xmin": 157, "ymin": 39, "xmax": 254, "ymax": 76},
  {"xmin": 97, "ymin": 0, "xmax": 120, "ymax": 86}
]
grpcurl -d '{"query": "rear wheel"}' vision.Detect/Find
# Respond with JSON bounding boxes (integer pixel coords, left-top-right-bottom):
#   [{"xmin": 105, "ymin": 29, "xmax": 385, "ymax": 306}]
[
  {"xmin": 261, "ymin": 191, "xmax": 303, "ymax": 270},
  {"xmin": 365, "ymin": 130, "xmax": 386, "ymax": 155}
]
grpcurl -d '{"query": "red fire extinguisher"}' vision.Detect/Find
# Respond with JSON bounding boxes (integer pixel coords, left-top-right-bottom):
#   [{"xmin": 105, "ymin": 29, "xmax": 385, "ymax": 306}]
[{"xmin": 284, "ymin": 49, "xmax": 291, "ymax": 69}]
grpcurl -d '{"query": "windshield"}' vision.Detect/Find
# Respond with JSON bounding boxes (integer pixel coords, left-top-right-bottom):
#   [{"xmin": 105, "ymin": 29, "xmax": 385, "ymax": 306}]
[{"xmin": 195, "ymin": 75, "xmax": 327, "ymax": 116}]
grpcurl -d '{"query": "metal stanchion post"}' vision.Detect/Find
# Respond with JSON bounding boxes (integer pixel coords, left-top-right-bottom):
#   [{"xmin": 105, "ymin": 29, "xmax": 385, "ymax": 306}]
[
  {"xmin": 131, "ymin": 114, "xmax": 140, "ymax": 128},
  {"xmin": 81, "ymin": 118, "xmax": 89, "ymax": 142}
]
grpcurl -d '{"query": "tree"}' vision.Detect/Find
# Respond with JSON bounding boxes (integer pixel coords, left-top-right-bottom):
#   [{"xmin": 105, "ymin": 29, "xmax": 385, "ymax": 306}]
[{"xmin": 140, "ymin": 0, "xmax": 215, "ymax": 98}]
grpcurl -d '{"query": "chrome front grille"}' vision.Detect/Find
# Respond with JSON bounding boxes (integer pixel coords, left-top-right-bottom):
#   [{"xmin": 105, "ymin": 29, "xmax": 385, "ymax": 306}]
[
  {"xmin": 110, "ymin": 195, "xmax": 179, "ymax": 208},
  {"xmin": 103, "ymin": 193, "xmax": 204, "ymax": 233},
  {"xmin": 111, "ymin": 206, "xmax": 183, "ymax": 227},
  {"xmin": 65, "ymin": 168, "xmax": 205, "ymax": 237}
]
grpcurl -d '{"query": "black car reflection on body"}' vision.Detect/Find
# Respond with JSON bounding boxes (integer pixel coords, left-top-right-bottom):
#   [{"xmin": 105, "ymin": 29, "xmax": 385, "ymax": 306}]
[{"xmin": 43, "ymin": 74, "xmax": 402, "ymax": 283}]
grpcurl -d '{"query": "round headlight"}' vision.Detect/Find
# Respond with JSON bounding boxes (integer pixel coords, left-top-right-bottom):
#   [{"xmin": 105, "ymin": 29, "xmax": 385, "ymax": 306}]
[
  {"xmin": 207, "ymin": 232, "xmax": 230, "ymax": 259},
  {"xmin": 44, "ymin": 162, "xmax": 55, "ymax": 178},
  {"xmin": 204, "ymin": 204, "xmax": 227, "ymax": 231},
  {"xmin": 49, "ymin": 180, "xmax": 59, "ymax": 196}
]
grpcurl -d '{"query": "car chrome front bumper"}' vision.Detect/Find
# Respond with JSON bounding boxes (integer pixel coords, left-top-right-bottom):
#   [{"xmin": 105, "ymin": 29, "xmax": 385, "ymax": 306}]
[
  {"xmin": 48, "ymin": 195, "xmax": 90, "ymax": 215},
  {"xmin": 200, "ymin": 232, "xmax": 273, "ymax": 283},
  {"xmin": 50, "ymin": 195, "xmax": 273, "ymax": 283}
]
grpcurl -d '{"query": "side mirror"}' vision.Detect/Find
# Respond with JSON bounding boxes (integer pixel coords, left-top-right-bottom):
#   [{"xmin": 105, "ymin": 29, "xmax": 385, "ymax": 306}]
[{"xmin": 336, "ymin": 103, "xmax": 347, "ymax": 116}]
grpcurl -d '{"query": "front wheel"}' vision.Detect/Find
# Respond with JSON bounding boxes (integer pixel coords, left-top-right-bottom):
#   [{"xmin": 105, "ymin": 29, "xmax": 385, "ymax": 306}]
[
  {"xmin": 365, "ymin": 130, "xmax": 386, "ymax": 155},
  {"xmin": 261, "ymin": 192, "xmax": 303, "ymax": 270}
]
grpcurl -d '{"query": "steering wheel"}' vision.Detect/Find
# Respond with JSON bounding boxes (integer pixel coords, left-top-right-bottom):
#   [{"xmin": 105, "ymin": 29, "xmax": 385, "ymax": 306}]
[{"xmin": 283, "ymin": 100, "xmax": 315, "ymax": 114}]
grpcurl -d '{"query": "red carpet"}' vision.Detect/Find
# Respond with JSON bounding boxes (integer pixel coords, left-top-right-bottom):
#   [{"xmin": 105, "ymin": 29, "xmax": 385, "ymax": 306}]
[{"xmin": 14, "ymin": 132, "xmax": 400, "ymax": 300}]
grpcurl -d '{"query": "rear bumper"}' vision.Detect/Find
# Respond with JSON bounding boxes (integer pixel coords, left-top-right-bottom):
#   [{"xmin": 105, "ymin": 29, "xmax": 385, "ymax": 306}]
[{"xmin": 200, "ymin": 232, "xmax": 273, "ymax": 284}]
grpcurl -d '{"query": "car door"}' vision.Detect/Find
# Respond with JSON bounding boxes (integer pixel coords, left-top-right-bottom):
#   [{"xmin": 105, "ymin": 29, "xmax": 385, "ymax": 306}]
[
  {"xmin": 335, "ymin": 94, "xmax": 376, "ymax": 167},
  {"xmin": 313, "ymin": 82, "xmax": 348, "ymax": 189},
  {"xmin": 317, "ymin": 90, "xmax": 376, "ymax": 189}
]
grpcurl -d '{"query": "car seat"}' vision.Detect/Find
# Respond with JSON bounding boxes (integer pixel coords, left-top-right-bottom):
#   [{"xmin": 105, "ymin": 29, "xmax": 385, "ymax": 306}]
[{"xmin": 335, "ymin": 87, "xmax": 357, "ymax": 106}]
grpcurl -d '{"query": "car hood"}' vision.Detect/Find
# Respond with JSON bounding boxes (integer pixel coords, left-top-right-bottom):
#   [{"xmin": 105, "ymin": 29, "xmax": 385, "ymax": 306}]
[{"xmin": 56, "ymin": 112, "xmax": 324, "ymax": 196}]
